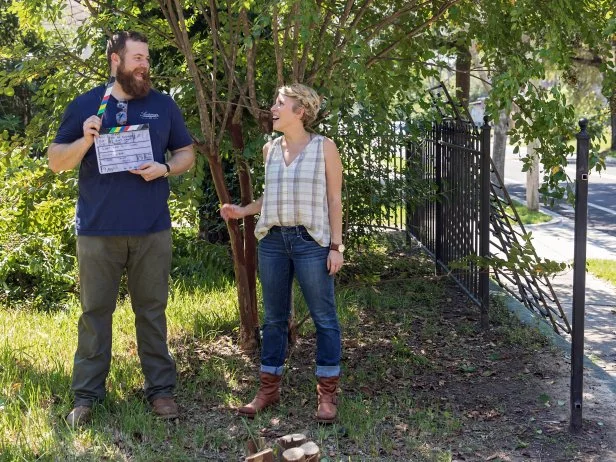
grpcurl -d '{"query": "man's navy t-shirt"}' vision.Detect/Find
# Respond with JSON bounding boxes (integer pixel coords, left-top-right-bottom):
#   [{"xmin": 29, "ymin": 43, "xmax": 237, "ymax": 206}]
[{"xmin": 54, "ymin": 86, "xmax": 192, "ymax": 236}]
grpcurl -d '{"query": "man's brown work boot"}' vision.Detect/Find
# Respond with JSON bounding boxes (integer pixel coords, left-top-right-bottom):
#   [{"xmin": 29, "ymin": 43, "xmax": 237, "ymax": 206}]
[
  {"xmin": 316, "ymin": 376, "xmax": 339, "ymax": 423},
  {"xmin": 66, "ymin": 405, "xmax": 92, "ymax": 427},
  {"xmin": 238, "ymin": 372, "xmax": 282, "ymax": 418},
  {"xmin": 151, "ymin": 397, "xmax": 179, "ymax": 419}
]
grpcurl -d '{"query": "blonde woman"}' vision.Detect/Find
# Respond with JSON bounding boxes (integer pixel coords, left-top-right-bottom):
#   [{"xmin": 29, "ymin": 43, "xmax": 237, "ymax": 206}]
[{"xmin": 221, "ymin": 83, "xmax": 344, "ymax": 423}]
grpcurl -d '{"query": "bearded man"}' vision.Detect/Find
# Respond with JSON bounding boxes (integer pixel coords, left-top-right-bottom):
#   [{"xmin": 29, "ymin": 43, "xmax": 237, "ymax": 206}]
[{"xmin": 48, "ymin": 31, "xmax": 194, "ymax": 426}]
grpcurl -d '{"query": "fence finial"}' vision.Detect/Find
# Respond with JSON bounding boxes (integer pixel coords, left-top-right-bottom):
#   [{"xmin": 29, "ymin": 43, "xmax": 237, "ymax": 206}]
[
  {"xmin": 482, "ymin": 115, "xmax": 490, "ymax": 128},
  {"xmin": 578, "ymin": 118, "xmax": 588, "ymax": 132}
]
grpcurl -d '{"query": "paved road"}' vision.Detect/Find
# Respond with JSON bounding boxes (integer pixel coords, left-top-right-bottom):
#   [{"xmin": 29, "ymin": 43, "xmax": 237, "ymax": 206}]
[{"xmin": 503, "ymin": 147, "xmax": 616, "ymax": 237}]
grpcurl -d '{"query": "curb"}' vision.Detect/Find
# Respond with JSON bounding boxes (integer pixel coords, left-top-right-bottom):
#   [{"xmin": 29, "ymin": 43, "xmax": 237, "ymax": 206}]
[
  {"xmin": 507, "ymin": 194, "xmax": 564, "ymax": 229},
  {"xmin": 601, "ymin": 156, "xmax": 616, "ymax": 167},
  {"xmin": 490, "ymin": 281, "xmax": 616, "ymax": 396}
]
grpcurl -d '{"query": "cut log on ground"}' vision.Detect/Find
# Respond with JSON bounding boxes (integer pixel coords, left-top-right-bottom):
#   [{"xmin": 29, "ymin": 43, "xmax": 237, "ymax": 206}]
[
  {"xmin": 277, "ymin": 433, "xmax": 307, "ymax": 449},
  {"xmin": 299, "ymin": 441, "xmax": 320, "ymax": 462},
  {"xmin": 281, "ymin": 447, "xmax": 305, "ymax": 462},
  {"xmin": 245, "ymin": 448, "xmax": 274, "ymax": 462}
]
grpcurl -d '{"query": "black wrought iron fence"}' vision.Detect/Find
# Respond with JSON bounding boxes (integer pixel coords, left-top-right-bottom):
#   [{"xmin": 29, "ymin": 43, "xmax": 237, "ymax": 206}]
[
  {"xmin": 335, "ymin": 91, "xmax": 569, "ymax": 335},
  {"xmin": 408, "ymin": 118, "xmax": 491, "ymax": 326},
  {"xmin": 337, "ymin": 100, "xmax": 585, "ymax": 431},
  {"xmin": 489, "ymin": 165, "xmax": 571, "ymax": 334},
  {"xmin": 407, "ymin": 115, "xmax": 570, "ymax": 335},
  {"xmin": 335, "ymin": 120, "xmax": 408, "ymax": 238}
]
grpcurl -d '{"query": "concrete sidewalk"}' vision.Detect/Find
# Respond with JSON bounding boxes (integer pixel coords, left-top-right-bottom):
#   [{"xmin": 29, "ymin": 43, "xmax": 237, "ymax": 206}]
[{"xmin": 506, "ymin": 192, "xmax": 616, "ymax": 376}]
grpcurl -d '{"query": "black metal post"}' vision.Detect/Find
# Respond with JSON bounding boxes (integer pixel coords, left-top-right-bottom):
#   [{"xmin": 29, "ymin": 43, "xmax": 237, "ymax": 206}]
[
  {"xmin": 570, "ymin": 118, "xmax": 590, "ymax": 433},
  {"xmin": 435, "ymin": 122, "xmax": 443, "ymax": 272},
  {"xmin": 479, "ymin": 116, "xmax": 491, "ymax": 328}
]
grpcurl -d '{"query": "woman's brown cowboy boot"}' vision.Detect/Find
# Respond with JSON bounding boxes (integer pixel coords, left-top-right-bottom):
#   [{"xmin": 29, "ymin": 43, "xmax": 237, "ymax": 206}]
[
  {"xmin": 238, "ymin": 372, "xmax": 282, "ymax": 418},
  {"xmin": 316, "ymin": 376, "xmax": 339, "ymax": 423}
]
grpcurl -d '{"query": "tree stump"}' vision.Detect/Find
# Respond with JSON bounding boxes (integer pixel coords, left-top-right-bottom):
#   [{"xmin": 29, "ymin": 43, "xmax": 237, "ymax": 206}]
[
  {"xmin": 245, "ymin": 448, "xmax": 274, "ymax": 462},
  {"xmin": 299, "ymin": 442, "xmax": 320, "ymax": 462},
  {"xmin": 281, "ymin": 447, "xmax": 305, "ymax": 462},
  {"xmin": 276, "ymin": 433, "xmax": 307, "ymax": 449}
]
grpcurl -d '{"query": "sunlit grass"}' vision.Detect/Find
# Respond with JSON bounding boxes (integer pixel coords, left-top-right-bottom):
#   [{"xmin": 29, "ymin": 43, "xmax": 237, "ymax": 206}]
[
  {"xmin": 505, "ymin": 200, "xmax": 552, "ymax": 225},
  {"xmin": 0, "ymin": 235, "xmax": 241, "ymax": 460},
  {"xmin": 587, "ymin": 259, "xmax": 616, "ymax": 286},
  {"xmin": 567, "ymin": 136, "xmax": 611, "ymax": 156},
  {"xmin": 595, "ymin": 137, "xmax": 613, "ymax": 157},
  {"xmin": 0, "ymin": 282, "xmax": 242, "ymax": 459}
]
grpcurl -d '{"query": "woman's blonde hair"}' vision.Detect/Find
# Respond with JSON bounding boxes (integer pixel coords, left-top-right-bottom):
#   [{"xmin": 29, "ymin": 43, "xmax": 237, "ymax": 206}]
[{"xmin": 278, "ymin": 83, "xmax": 321, "ymax": 127}]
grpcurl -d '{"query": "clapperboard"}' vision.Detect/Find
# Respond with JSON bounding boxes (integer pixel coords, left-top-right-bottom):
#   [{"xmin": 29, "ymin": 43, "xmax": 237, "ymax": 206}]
[
  {"xmin": 92, "ymin": 77, "xmax": 154, "ymax": 174},
  {"xmin": 94, "ymin": 124, "xmax": 154, "ymax": 174}
]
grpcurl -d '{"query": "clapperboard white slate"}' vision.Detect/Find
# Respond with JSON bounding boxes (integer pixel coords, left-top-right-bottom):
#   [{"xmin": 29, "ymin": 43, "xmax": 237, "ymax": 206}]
[{"xmin": 94, "ymin": 124, "xmax": 154, "ymax": 174}]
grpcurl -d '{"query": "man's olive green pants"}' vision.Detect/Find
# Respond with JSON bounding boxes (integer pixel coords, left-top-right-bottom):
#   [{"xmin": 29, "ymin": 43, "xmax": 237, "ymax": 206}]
[{"xmin": 72, "ymin": 229, "xmax": 176, "ymax": 407}]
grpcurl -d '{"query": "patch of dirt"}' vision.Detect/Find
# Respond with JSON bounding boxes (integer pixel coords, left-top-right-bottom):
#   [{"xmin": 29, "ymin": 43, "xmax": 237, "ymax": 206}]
[{"xmin": 171, "ymin": 250, "xmax": 616, "ymax": 461}]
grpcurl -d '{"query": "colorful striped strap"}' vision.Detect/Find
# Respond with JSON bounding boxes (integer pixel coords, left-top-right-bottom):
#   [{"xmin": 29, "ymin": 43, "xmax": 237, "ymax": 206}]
[{"xmin": 96, "ymin": 77, "xmax": 116, "ymax": 117}]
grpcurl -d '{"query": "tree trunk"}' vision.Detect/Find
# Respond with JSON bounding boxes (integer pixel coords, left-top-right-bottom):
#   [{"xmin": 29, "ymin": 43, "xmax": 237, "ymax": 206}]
[
  {"xmin": 526, "ymin": 139, "xmax": 540, "ymax": 212},
  {"xmin": 196, "ymin": 142, "xmax": 260, "ymax": 352},
  {"xmin": 230, "ymin": 122, "xmax": 260, "ymax": 341},
  {"xmin": 228, "ymin": 124, "xmax": 260, "ymax": 350},
  {"xmin": 491, "ymin": 109, "xmax": 509, "ymax": 191},
  {"xmin": 147, "ymin": 1, "xmax": 262, "ymax": 352},
  {"xmin": 238, "ymin": 160, "xmax": 259, "ymax": 335},
  {"xmin": 455, "ymin": 44, "xmax": 471, "ymax": 110}
]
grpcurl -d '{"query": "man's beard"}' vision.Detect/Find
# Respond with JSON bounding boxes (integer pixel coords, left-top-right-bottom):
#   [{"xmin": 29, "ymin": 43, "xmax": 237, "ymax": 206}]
[{"xmin": 116, "ymin": 61, "xmax": 152, "ymax": 99}]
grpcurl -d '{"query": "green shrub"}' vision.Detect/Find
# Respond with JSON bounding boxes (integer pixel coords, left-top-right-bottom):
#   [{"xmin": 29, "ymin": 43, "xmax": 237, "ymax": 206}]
[
  {"xmin": 0, "ymin": 140, "xmax": 77, "ymax": 310},
  {"xmin": 170, "ymin": 228, "xmax": 234, "ymax": 290}
]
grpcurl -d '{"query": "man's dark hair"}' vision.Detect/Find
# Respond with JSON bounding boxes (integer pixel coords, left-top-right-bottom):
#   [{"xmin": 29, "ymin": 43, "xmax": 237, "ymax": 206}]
[{"xmin": 106, "ymin": 31, "xmax": 148, "ymax": 68}]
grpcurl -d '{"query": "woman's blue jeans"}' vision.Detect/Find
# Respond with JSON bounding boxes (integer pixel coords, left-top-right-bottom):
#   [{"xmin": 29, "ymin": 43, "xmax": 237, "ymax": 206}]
[{"xmin": 258, "ymin": 226, "xmax": 341, "ymax": 378}]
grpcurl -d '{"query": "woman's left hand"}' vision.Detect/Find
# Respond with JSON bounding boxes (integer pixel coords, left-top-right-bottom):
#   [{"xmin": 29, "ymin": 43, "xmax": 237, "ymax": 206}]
[{"xmin": 327, "ymin": 250, "xmax": 344, "ymax": 275}]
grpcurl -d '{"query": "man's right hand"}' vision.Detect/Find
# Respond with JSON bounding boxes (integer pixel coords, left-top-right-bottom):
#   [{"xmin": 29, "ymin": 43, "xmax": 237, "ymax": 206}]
[
  {"xmin": 220, "ymin": 204, "xmax": 245, "ymax": 222},
  {"xmin": 82, "ymin": 116, "xmax": 102, "ymax": 144}
]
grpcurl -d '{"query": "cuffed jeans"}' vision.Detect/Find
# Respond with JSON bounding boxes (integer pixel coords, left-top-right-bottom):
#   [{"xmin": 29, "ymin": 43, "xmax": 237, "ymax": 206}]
[
  {"xmin": 72, "ymin": 229, "xmax": 176, "ymax": 407},
  {"xmin": 258, "ymin": 226, "xmax": 341, "ymax": 378}
]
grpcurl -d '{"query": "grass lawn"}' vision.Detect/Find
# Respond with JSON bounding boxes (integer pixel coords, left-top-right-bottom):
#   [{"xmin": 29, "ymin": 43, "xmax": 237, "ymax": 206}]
[
  {"xmin": 567, "ymin": 136, "xmax": 612, "ymax": 157},
  {"xmin": 587, "ymin": 259, "xmax": 616, "ymax": 286},
  {"xmin": 505, "ymin": 200, "xmax": 553, "ymax": 226},
  {"xmin": 597, "ymin": 137, "xmax": 614, "ymax": 158},
  {"xmin": 1, "ymin": 233, "xmax": 613, "ymax": 461}
]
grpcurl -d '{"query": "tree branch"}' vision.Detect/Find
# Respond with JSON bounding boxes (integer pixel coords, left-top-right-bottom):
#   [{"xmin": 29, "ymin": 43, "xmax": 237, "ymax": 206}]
[
  {"xmin": 272, "ymin": 3, "xmax": 284, "ymax": 88},
  {"xmin": 160, "ymin": 0, "xmax": 214, "ymax": 150},
  {"xmin": 366, "ymin": 0, "xmax": 462, "ymax": 68},
  {"xmin": 240, "ymin": 9, "xmax": 262, "ymax": 121},
  {"xmin": 217, "ymin": 1, "xmax": 242, "ymax": 147},
  {"xmin": 348, "ymin": 0, "xmax": 373, "ymax": 31},
  {"xmin": 323, "ymin": 0, "xmax": 355, "ymax": 79},
  {"xmin": 84, "ymin": 0, "xmax": 175, "ymax": 43},
  {"xmin": 306, "ymin": 7, "xmax": 333, "ymax": 84},
  {"xmin": 361, "ymin": 0, "xmax": 432, "ymax": 41}
]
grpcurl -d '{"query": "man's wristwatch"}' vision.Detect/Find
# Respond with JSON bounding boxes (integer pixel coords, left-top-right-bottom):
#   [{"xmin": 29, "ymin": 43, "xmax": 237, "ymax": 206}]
[
  {"xmin": 330, "ymin": 243, "xmax": 345, "ymax": 254},
  {"xmin": 163, "ymin": 163, "xmax": 171, "ymax": 178}
]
